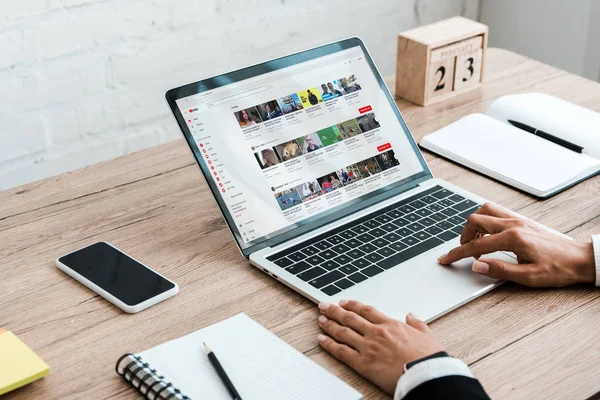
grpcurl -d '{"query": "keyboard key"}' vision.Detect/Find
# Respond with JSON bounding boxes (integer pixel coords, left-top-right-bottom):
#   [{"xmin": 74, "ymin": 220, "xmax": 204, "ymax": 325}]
[
  {"xmin": 430, "ymin": 212, "xmax": 446, "ymax": 222},
  {"xmin": 332, "ymin": 243, "xmax": 351, "ymax": 254},
  {"xmin": 297, "ymin": 266, "xmax": 327, "ymax": 281},
  {"xmin": 402, "ymin": 236, "xmax": 419, "ymax": 246},
  {"xmin": 431, "ymin": 188, "xmax": 452, "ymax": 199},
  {"xmin": 362, "ymin": 265, "xmax": 385, "ymax": 277},
  {"xmin": 285, "ymin": 261, "xmax": 311, "ymax": 275},
  {"xmin": 369, "ymin": 227, "xmax": 387, "ymax": 237},
  {"xmin": 459, "ymin": 206, "xmax": 480, "ymax": 219},
  {"xmin": 347, "ymin": 249, "xmax": 366, "ymax": 259},
  {"xmin": 327, "ymin": 235, "xmax": 344, "ymax": 245},
  {"xmin": 363, "ymin": 220, "xmax": 381, "ymax": 229},
  {"xmin": 377, "ymin": 246, "xmax": 396, "ymax": 258},
  {"xmin": 364, "ymin": 252, "xmax": 384, "ymax": 263},
  {"xmin": 309, "ymin": 270, "xmax": 344, "ymax": 288},
  {"xmin": 377, "ymin": 237, "xmax": 444, "ymax": 270},
  {"xmin": 372, "ymin": 238, "xmax": 390, "ymax": 248},
  {"xmin": 421, "ymin": 195, "xmax": 437, "ymax": 204},
  {"xmin": 451, "ymin": 225, "xmax": 464, "ymax": 235},
  {"xmin": 419, "ymin": 217, "xmax": 436, "ymax": 226},
  {"xmin": 352, "ymin": 258, "xmax": 371, "ymax": 269},
  {"xmin": 339, "ymin": 264, "xmax": 359, "ymax": 275},
  {"xmin": 441, "ymin": 208, "xmax": 457, "ymax": 217},
  {"xmin": 346, "ymin": 238, "xmax": 362, "ymax": 248},
  {"xmin": 389, "ymin": 241, "xmax": 408, "ymax": 252},
  {"xmin": 427, "ymin": 203, "xmax": 444, "ymax": 212},
  {"xmin": 438, "ymin": 230, "xmax": 459, "ymax": 241},
  {"xmin": 357, "ymin": 233, "xmax": 376, "ymax": 243},
  {"xmin": 351, "ymin": 225, "xmax": 369, "ymax": 234},
  {"xmin": 274, "ymin": 257, "xmax": 294, "ymax": 268},
  {"xmin": 407, "ymin": 222, "xmax": 425, "ymax": 232},
  {"xmin": 338, "ymin": 230, "xmax": 357, "ymax": 240},
  {"xmin": 397, "ymin": 205, "xmax": 415, "ymax": 213},
  {"xmin": 335, "ymin": 278, "xmax": 355, "ymax": 290},
  {"xmin": 333, "ymin": 254, "xmax": 352, "ymax": 266},
  {"xmin": 319, "ymin": 250, "xmax": 337, "ymax": 259},
  {"xmin": 358, "ymin": 243, "xmax": 377, "ymax": 254},
  {"xmin": 396, "ymin": 227, "xmax": 413, "ymax": 237},
  {"xmin": 404, "ymin": 213, "xmax": 421, "ymax": 222},
  {"xmin": 322, "ymin": 285, "xmax": 342, "ymax": 296},
  {"xmin": 320, "ymin": 260, "xmax": 341, "ymax": 271},
  {"xmin": 313, "ymin": 241, "xmax": 330, "ymax": 251},
  {"xmin": 306, "ymin": 255, "xmax": 326, "ymax": 265},
  {"xmin": 425, "ymin": 226, "xmax": 443, "ymax": 235},
  {"xmin": 383, "ymin": 232, "xmax": 401, "ymax": 242},
  {"xmin": 393, "ymin": 217, "xmax": 410, "ymax": 227},
  {"xmin": 380, "ymin": 223, "xmax": 397, "ymax": 232},
  {"xmin": 439, "ymin": 199, "xmax": 454, "ymax": 208},
  {"xmin": 413, "ymin": 231, "xmax": 431, "ymax": 241},
  {"xmin": 348, "ymin": 272, "xmax": 368, "ymax": 283},
  {"xmin": 301, "ymin": 246, "xmax": 318, "ymax": 256},
  {"xmin": 387, "ymin": 209, "xmax": 404, "ymax": 219},
  {"xmin": 374, "ymin": 215, "xmax": 393, "ymax": 224},
  {"xmin": 415, "ymin": 208, "xmax": 432, "ymax": 217},
  {"xmin": 288, "ymin": 252, "xmax": 306, "ymax": 262},
  {"xmin": 447, "ymin": 216, "xmax": 464, "ymax": 226},
  {"xmin": 449, "ymin": 194, "xmax": 465, "ymax": 203},
  {"xmin": 409, "ymin": 199, "xmax": 427, "ymax": 209},
  {"xmin": 454, "ymin": 199, "xmax": 478, "ymax": 211},
  {"xmin": 436, "ymin": 220, "xmax": 454, "ymax": 231}
]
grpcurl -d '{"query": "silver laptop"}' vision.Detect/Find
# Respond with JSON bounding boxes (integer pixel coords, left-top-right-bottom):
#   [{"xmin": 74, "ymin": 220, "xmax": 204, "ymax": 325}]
[{"xmin": 166, "ymin": 38, "xmax": 515, "ymax": 322}]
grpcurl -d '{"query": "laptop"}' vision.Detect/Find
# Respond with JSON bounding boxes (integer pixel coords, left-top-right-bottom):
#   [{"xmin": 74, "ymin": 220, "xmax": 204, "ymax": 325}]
[{"xmin": 165, "ymin": 37, "xmax": 515, "ymax": 322}]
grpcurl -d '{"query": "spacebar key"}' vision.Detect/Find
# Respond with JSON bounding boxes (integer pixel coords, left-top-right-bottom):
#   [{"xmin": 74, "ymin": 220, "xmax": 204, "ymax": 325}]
[{"xmin": 376, "ymin": 237, "xmax": 444, "ymax": 270}]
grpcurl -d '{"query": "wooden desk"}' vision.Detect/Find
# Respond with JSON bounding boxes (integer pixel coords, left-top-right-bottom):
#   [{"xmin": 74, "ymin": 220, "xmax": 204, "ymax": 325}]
[{"xmin": 1, "ymin": 48, "xmax": 599, "ymax": 399}]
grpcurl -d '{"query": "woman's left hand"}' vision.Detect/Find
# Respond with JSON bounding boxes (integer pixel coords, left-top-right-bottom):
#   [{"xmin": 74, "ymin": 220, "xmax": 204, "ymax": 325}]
[{"xmin": 317, "ymin": 300, "xmax": 444, "ymax": 395}]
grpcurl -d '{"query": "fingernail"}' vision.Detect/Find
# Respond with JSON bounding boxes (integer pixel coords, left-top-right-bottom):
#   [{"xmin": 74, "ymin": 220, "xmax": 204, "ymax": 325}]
[
  {"xmin": 318, "ymin": 302, "xmax": 331, "ymax": 310},
  {"xmin": 318, "ymin": 315, "xmax": 328, "ymax": 324},
  {"xmin": 437, "ymin": 253, "xmax": 447, "ymax": 263},
  {"xmin": 338, "ymin": 300, "xmax": 348, "ymax": 307},
  {"xmin": 473, "ymin": 260, "xmax": 489, "ymax": 273},
  {"xmin": 317, "ymin": 334, "xmax": 327, "ymax": 342},
  {"xmin": 409, "ymin": 312, "xmax": 420, "ymax": 320}
]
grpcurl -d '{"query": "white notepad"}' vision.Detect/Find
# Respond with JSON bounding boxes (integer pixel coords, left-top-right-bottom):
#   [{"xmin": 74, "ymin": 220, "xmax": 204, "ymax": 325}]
[
  {"xmin": 117, "ymin": 313, "xmax": 362, "ymax": 400},
  {"xmin": 420, "ymin": 93, "xmax": 600, "ymax": 198}
]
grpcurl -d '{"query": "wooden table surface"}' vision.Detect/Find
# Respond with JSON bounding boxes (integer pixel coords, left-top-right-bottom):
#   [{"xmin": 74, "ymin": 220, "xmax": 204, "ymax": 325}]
[{"xmin": 1, "ymin": 48, "xmax": 599, "ymax": 400}]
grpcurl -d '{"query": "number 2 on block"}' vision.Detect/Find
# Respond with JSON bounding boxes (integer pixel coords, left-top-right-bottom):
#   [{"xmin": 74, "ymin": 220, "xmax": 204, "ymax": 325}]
[{"xmin": 434, "ymin": 66, "xmax": 446, "ymax": 91}]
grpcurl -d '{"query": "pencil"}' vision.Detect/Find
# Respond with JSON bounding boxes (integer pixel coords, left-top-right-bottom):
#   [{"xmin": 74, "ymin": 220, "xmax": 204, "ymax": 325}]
[{"xmin": 203, "ymin": 342, "xmax": 242, "ymax": 400}]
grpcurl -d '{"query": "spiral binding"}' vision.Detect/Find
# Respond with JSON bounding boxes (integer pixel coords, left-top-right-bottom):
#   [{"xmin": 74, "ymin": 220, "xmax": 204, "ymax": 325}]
[{"xmin": 116, "ymin": 353, "xmax": 190, "ymax": 400}]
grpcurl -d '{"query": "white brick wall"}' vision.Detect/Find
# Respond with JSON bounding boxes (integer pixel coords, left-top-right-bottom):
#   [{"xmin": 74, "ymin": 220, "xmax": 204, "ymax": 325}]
[{"xmin": 0, "ymin": 0, "xmax": 480, "ymax": 190}]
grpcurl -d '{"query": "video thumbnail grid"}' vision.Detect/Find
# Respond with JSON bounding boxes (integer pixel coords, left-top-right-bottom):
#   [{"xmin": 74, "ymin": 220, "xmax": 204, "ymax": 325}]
[
  {"xmin": 254, "ymin": 111, "xmax": 381, "ymax": 170},
  {"xmin": 234, "ymin": 74, "xmax": 362, "ymax": 128},
  {"xmin": 272, "ymin": 149, "xmax": 400, "ymax": 211}
]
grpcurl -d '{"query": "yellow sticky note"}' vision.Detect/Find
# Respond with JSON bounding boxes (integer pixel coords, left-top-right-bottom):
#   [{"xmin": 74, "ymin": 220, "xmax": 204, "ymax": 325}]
[{"xmin": 0, "ymin": 331, "xmax": 50, "ymax": 395}]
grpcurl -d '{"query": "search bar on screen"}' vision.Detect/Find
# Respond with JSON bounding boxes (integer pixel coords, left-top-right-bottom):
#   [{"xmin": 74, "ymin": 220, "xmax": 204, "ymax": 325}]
[{"xmin": 207, "ymin": 85, "xmax": 270, "ymax": 108}]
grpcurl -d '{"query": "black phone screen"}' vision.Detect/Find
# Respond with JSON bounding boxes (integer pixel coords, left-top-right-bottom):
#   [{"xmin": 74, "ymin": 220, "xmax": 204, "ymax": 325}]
[{"xmin": 58, "ymin": 242, "xmax": 175, "ymax": 306}]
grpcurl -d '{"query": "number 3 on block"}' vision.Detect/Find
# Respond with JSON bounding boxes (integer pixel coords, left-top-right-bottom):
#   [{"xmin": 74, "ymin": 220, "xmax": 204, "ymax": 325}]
[{"xmin": 454, "ymin": 49, "xmax": 482, "ymax": 91}]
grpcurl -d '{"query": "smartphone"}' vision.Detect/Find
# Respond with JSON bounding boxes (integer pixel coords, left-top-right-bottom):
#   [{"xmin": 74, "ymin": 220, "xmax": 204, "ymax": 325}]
[{"xmin": 55, "ymin": 242, "xmax": 179, "ymax": 313}]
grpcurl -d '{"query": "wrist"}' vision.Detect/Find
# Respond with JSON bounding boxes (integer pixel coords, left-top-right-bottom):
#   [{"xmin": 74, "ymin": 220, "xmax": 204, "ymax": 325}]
[{"xmin": 573, "ymin": 241, "xmax": 595, "ymax": 285}]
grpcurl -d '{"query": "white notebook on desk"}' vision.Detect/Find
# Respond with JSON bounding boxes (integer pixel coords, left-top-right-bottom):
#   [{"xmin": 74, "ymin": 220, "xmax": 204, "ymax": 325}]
[
  {"xmin": 115, "ymin": 313, "xmax": 361, "ymax": 400},
  {"xmin": 420, "ymin": 93, "xmax": 600, "ymax": 198}
]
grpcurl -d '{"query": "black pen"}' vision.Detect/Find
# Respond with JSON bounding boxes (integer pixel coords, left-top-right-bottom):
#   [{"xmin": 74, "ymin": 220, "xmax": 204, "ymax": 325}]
[
  {"xmin": 507, "ymin": 120, "xmax": 584, "ymax": 154},
  {"xmin": 203, "ymin": 343, "xmax": 242, "ymax": 400}
]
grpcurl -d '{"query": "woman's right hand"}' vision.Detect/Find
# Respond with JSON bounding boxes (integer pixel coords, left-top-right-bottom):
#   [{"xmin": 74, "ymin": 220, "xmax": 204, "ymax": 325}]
[{"xmin": 437, "ymin": 203, "xmax": 595, "ymax": 287}]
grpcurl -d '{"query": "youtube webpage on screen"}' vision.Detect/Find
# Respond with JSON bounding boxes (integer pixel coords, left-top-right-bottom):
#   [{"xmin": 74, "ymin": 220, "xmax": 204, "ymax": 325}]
[{"xmin": 176, "ymin": 46, "xmax": 425, "ymax": 247}]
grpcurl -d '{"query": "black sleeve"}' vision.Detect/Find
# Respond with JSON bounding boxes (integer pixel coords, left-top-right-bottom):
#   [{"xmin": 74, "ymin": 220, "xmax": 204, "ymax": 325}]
[{"xmin": 403, "ymin": 375, "xmax": 490, "ymax": 400}]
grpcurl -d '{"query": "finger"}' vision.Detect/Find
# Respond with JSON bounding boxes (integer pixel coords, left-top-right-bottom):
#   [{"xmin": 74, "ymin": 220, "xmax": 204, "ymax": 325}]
[
  {"xmin": 472, "ymin": 258, "xmax": 535, "ymax": 285},
  {"xmin": 405, "ymin": 312, "xmax": 431, "ymax": 334},
  {"xmin": 459, "ymin": 214, "xmax": 516, "ymax": 245},
  {"xmin": 339, "ymin": 300, "xmax": 388, "ymax": 324},
  {"xmin": 438, "ymin": 231, "xmax": 512, "ymax": 265},
  {"xmin": 475, "ymin": 202, "xmax": 515, "ymax": 219},
  {"xmin": 319, "ymin": 302, "xmax": 371, "ymax": 335},
  {"xmin": 318, "ymin": 315, "xmax": 365, "ymax": 351},
  {"xmin": 317, "ymin": 334, "xmax": 361, "ymax": 368}
]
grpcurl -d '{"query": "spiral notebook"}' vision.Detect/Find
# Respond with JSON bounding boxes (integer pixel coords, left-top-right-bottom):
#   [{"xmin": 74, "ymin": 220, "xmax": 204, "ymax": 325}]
[{"xmin": 115, "ymin": 313, "xmax": 361, "ymax": 400}]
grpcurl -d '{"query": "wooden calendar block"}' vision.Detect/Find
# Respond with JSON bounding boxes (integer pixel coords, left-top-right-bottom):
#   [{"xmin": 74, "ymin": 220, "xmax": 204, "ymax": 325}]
[
  {"xmin": 395, "ymin": 16, "xmax": 488, "ymax": 106},
  {"xmin": 454, "ymin": 48, "xmax": 482, "ymax": 92},
  {"xmin": 428, "ymin": 58, "xmax": 455, "ymax": 99}
]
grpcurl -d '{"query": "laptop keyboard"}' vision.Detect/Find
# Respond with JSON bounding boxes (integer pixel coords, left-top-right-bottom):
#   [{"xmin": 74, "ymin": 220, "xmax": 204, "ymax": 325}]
[{"xmin": 267, "ymin": 185, "xmax": 481, "ymax": 296}]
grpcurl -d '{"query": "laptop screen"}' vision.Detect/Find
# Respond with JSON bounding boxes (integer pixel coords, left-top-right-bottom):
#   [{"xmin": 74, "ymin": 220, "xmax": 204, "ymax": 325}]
[{"xmin": 170, "ymin": 40, "xmax": 429, "ymax": 254}]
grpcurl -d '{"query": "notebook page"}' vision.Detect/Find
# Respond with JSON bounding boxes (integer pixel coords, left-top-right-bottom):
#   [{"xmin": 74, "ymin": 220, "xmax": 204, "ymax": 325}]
[
  {"xmin": 420, "ymin": 114, "xmax": 600, "ymax": 195},
  {"xmin": 487, "ymin": 93, "xmax": 600, "ymax": 159},
  {"xmin": 138, "ymin": 313, "xmax": 361, "ymax": 400}
]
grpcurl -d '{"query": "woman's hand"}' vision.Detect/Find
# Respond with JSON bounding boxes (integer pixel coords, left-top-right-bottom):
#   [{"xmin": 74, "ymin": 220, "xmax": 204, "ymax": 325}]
[
  {"xmin": 438, "ymin": 202, "xmax": 595, "ymax": 287},
  {"xmin": 317, "ymin": 300, "xmax": 444, "ymax": 395}
]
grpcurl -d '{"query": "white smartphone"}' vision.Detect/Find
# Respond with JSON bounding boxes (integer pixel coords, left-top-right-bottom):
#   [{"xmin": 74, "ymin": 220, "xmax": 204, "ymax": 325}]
[{"xmin": 55, "ymin": 241, "xmax": 179, "ymax": 313}]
